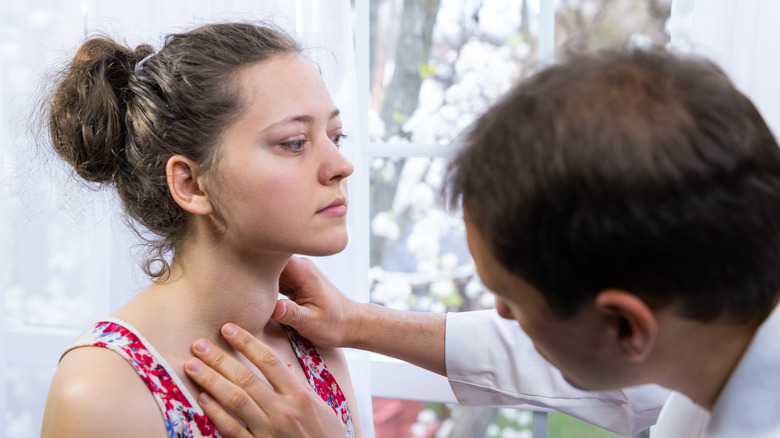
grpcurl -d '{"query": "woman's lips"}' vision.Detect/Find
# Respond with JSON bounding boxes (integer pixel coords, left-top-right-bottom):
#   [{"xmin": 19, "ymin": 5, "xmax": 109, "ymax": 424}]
[{"xmin": 317, "ymin": 200, "xmax": 347, "ymax": 216}]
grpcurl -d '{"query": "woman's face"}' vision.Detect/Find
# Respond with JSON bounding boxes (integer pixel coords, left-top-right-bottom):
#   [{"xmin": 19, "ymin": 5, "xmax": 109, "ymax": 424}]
[{"xmin": 207, "ymin": 54, "xmax": 353, "ymax": 258}]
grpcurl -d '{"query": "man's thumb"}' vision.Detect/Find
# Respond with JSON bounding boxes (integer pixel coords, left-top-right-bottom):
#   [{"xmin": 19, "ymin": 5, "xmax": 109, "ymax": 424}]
[{"xmin": 272, "ymin": 299, "xmax": 300, "ymax": 325}]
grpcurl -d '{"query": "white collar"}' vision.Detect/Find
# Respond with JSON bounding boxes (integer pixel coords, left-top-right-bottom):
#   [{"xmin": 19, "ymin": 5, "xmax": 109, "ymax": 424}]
[{"xmin": 653, "ymin": 303, "xmax": 780, "ymax": 437}]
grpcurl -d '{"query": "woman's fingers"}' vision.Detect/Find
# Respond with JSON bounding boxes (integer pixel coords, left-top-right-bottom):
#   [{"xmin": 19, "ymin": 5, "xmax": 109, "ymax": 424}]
[
  {"xmin": 187, "ymin": 324, "xmax": 346, "ymax": 438},
  {"xmin": 185, "ymin": 341, "xmax": 271, "ymax": 435},
  {"xmin": 189, "ymin": 373, "xmax": 254, "ymax": 438},
  {"xmin": 218, "ymin": 323, "xmax": 299, "ymax": 395}
]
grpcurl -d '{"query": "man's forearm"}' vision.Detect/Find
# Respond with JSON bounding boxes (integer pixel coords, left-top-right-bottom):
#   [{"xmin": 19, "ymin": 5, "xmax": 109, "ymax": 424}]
[{"xmin": 348, "ymin": 303, "xmax": 447, "ymax": 376}]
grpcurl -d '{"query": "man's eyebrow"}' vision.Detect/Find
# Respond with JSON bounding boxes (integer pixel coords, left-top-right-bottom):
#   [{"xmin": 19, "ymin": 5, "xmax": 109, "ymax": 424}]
[{"xmin": 265, "ymin": 109, "xmax": 341, "ymax": 130}]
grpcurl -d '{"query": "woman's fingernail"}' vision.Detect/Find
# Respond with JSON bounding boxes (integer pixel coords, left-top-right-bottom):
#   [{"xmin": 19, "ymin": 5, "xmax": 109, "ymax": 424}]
[
  {"xmin": 223, "ymin": 323, "xmax": 238, "ymax": 337},
  {"xmin": 193, "ymin": 339, "xmax": 210, "ymax": 354},
  {"xmin": 199, "ymin": 392, "xmax": 212, "ymax": 405},
  {"xmin": 186, "ymin": 359, "xmax": 203, "ymax": 373}
]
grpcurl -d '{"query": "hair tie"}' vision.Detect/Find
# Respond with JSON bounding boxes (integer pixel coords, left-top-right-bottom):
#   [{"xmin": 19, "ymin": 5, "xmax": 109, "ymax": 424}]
[{"xmin": 134, "ymin": 53, "xmax": 155, "ymax": 75}]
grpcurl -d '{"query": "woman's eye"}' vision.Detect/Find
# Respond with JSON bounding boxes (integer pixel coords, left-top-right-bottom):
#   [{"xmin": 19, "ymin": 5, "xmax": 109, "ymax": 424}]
[
  {"xmin": 330, "ymin": 133, "xmax": 348, "ymax": 147},
  {"xmin": 281, "ymin": 138, "xmax": 306, "ymax": 151}
]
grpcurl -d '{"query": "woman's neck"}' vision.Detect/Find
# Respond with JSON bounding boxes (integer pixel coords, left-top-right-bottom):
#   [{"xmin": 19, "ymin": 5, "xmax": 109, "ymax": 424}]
[
  {"xmin": 179, "ymin": 232, "xmax": 294, "ymax": 326},
  {"xmin": 114, "ymin": 235, "xmax": 293, "ymax": 355}
]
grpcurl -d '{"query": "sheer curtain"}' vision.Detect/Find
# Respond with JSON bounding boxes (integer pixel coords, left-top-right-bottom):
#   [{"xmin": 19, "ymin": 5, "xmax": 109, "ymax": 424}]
[
  {"xmin": 670, "ymin": 0, "xmax": 780, "ymax": 135},
  {"xmin": 0, "ymin": 1, "xmax": 371, "ymax": 437}
]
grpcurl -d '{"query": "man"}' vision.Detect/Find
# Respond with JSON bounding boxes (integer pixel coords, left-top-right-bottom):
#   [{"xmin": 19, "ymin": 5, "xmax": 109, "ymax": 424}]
[{"xmin": 184, "ymin": 48, "xmax": 780, "ymax": 437}]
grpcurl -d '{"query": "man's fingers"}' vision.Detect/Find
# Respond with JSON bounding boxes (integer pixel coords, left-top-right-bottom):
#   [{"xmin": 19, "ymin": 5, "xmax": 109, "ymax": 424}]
[
  {"xmin": 220, "ymin": 323, "xmax": 305, "ymax": 395},
  {"xmin": 279, "ymin": 256, "xmax": 318, "ymax": 293},
  {"xmin": 271, "ymin": 299, "xmax": 304, "ymax": 326},
  {"xmin": 278, "ymin": 283, "xmax": 297, "ymax": 300}
]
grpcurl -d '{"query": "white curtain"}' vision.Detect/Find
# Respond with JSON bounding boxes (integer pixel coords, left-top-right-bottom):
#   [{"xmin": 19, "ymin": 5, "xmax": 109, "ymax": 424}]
[
  {"xmin": 670, "ymin": 0, "xmax": 780, "ymax": 136},
  {"xmin": 0, "ymin": 2, "xmax": 371, "ymax": 437}
]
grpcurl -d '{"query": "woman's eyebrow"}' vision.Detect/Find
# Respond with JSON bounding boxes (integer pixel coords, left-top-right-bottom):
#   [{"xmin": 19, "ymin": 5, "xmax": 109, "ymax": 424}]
[{"xmin": 264, "ymin": 109, "xmax": 341, "ymax": 131}]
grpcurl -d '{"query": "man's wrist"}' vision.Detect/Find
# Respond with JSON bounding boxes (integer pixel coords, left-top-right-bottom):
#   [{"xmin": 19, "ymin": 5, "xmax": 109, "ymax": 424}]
[{"xmin": 344, "ymin": 301, "xmax": 379, "ymax": 349}]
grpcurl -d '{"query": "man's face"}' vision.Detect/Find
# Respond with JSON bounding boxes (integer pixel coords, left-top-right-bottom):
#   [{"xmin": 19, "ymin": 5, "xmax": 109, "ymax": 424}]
[{"xmin": 464, "ymin": 219, "xmax": 635, "ymax": 390}]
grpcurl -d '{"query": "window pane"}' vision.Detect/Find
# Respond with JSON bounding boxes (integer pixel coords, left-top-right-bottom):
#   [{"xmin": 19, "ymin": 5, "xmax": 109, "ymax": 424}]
[
  {"xmin": 555, "ymin": 0, "xmax": 672, "ymax": 51},
  {"xmin": 371, "ymin": 398, "xmax": 648, "ymax": 438},
  {"xmin": 367, "ymin": 0, "xmax": 673, "ymax": 312},
  {"xmin": 372, "ymin": 397, "xmax": 536, "ymax": 438},
  {"xmin": 369, "ymin": 0, "xmax": 537, "ymax": 144},
  {"xmin": 5, "ymin": 365, "xmax": 56, "ymax": 438},
  {"xmin": 368, "ymin": 0, "xmax": 672, "ymax": 145},
  {"xmin": 369, "ymin": 157, "xmax": 494, "ymax": 312}
]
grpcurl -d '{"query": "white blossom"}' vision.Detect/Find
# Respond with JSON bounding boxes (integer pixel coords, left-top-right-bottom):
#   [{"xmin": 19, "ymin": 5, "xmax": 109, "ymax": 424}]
[
  {"xmin": 465, "ymin": 273, "xmax": 486, "ymax": 299},
  {"xmin": 439, "ymin": 253, "xmax": 458, "ymax": 270},
  {"xmin": 430, "ymin": 279, "xmax": 456, "ymax": 299},
  {"xmin": 417, "ymin": 408, "xmax": 437, "ymax": 424},
  {"xmin": 430, "ymin": 301, "xmax": 447, "ymax": 313},
  {"xmin": 371, "ymin": 211, "xmax": 400, "ymax": 240},
  {"xmin": 434, "ymin": 418, "xmax": 454, "ymax": 438},
  {"xmin": 408, "ymin": 183, "xmax": 435, "ymax": 213},
  {"xmin": 407, "ymin": 219, "xmax": 442, "ymax": 265},
  {"xmin": 372, "ymin": 275, "xmax": 412, "ymax": 310},
  {"xmin": 480, "ymin": 291, "xmax": 497, "ymax": 308},
  {"xmin": 368, "ymin": 107, "xmax": 386, "ymax": 142}
]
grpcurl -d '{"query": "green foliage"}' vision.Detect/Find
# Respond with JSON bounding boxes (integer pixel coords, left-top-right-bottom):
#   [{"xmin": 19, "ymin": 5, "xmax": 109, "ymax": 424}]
[
  {"xmin": 548, "ymin": 413, "xmax": 631, "ymax": 438},
  {"xmin": 418, "ymin": 62, "xmax": 437, "ymax": 79}
]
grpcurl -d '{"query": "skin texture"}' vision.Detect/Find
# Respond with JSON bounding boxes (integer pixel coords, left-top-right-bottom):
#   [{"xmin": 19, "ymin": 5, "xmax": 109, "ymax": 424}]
[{"xmin": 40, "ymin": 54, "xmax": 361, "ymax": 438}]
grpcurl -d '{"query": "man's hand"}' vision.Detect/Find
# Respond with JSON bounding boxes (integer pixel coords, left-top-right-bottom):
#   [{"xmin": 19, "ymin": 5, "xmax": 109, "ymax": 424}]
[
  {"xmin": 274, "ymin": 256, "xmax": 365, "ymax": 348},
  {"xmin": 184, "ymin": 323, "xmax": 345, "ymax": 438},
  {"xmin": 277, "ymin": 256, "xmax": 447, "ymax": 375}
]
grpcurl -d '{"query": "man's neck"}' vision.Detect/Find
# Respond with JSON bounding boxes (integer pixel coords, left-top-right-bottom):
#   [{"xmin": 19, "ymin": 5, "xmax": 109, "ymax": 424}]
[{"xmin": 654, "ymin": 312, "xmax": 763, "ymax": 411}]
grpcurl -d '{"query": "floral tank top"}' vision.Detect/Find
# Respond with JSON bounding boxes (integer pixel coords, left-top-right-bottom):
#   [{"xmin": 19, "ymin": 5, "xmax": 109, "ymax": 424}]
[{"xmin": 65, "ymin": 317, "xmax": 354, "ymax": 438}]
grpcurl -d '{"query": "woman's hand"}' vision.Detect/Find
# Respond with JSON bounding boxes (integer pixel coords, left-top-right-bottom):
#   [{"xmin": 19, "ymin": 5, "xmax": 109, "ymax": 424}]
[{"xmin": 184, "ymin": 323, "xmax": 345, "ymax": 438}]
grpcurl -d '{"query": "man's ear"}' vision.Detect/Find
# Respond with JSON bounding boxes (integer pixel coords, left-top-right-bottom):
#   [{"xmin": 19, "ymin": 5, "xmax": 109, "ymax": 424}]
[
  {"xmin": 595, "ymin": 289, "xmax": 658, "ymax": 363},
  {"xmin": 166, "ymin": 155, "xmax": 213, "ymax": 216}
]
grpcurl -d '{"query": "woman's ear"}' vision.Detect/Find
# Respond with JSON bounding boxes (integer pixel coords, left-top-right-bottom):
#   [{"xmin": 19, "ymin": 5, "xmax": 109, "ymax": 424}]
[
  {"xmin": 166, "ymin": 155, "xmax": 212, "ymax": 216},
  {"xmin": 595, "ymin": 289, "xmax": 658, "ymax": 363}
]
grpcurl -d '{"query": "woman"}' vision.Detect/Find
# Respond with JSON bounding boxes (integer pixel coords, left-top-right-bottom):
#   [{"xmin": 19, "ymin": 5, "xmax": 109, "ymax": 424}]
[{"xmin": 39, "ymin": 21, "xmax": 360, "ymax": 438}]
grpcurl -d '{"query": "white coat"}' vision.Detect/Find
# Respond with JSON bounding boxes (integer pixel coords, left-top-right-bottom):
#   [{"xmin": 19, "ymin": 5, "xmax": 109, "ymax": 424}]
[{"xmin": 445, "ymin": 304, "xmax": 780, "ymax": 437}]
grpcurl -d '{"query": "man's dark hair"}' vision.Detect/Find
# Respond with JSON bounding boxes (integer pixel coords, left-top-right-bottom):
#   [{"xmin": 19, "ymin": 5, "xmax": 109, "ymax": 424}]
[{"xmin": 445, "ymin": 49, "xmax": 780, "ymax": 322}]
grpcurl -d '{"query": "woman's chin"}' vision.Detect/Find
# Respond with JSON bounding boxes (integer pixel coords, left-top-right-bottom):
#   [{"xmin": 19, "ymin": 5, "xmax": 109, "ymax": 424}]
[{"xmin": 300, "ymin": 234, "xmax": 349, "ymax": 257}]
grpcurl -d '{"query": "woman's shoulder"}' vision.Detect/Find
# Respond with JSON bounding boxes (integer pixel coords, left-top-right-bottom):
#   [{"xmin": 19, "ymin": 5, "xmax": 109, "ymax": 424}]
[
  {"xmin": 306, "ymin": 345, "xmax": 363, "ymax": 437},
  {"xmin": 40, "ymin": 346, "xmax": 169, "ymax": 438}
]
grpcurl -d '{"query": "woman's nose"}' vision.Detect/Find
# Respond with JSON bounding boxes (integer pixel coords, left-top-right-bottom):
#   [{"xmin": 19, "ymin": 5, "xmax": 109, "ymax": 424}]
[{"xmin": 320, "ymin": 139, "xmax": 354, "ymax": 183}]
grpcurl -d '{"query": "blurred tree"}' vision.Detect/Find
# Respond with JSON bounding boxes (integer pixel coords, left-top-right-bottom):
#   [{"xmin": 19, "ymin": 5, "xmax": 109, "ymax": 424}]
[{"xmin": 379, "ymin": 0, "xmax": 441, "ymax": 137}]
